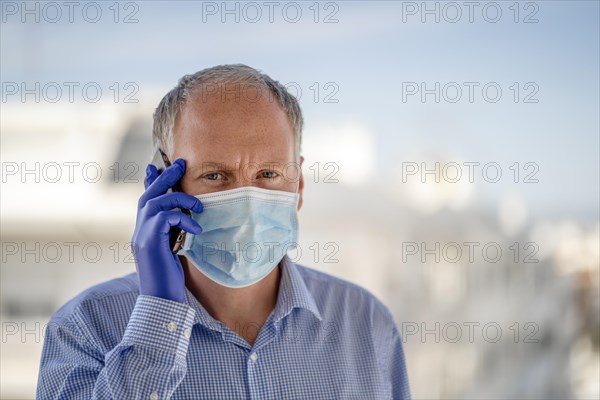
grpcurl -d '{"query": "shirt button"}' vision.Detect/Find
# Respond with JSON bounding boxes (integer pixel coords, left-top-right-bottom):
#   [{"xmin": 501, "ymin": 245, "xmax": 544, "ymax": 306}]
[
  {"xmin": 150, "ymin": 391, "xmax": 159, "ymax": 400},
  {"xmin": 249, "ymin": 352, "xmax": 258, "ymax": 362},
  {"xmin": 166, "ymin": 322, "xmax": 177, "ymax": 332},
  {"xmin": 184, "ymin": 328, "xmax": 192, "ymax": 338}
]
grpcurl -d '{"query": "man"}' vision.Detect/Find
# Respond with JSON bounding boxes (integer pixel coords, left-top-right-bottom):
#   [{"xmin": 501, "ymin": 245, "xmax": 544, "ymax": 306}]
[{"xmin": 37, "ymin": 64, "xmax": 411, "ymax": 399}]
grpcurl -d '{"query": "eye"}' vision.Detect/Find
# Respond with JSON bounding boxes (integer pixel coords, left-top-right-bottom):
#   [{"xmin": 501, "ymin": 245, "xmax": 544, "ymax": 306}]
[
  {"xmin": 203, "ymin": 173, "xmax": 223, "ymax": 181},
  {"xmin": 260, "ymin": 170, "xmax": 278, "ymax": 179}
]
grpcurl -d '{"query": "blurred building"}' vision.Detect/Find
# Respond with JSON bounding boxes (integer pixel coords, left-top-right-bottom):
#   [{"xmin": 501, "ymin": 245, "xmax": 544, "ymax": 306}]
[{"xmin": 1, "ymin": 100, "xmax": 599, "ymax": 400}]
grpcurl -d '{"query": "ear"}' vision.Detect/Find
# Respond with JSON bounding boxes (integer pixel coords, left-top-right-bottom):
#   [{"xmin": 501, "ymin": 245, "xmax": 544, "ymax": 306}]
[{"xmin": 297, "ymin": 156, "xmax": 305, "ymax": 211}]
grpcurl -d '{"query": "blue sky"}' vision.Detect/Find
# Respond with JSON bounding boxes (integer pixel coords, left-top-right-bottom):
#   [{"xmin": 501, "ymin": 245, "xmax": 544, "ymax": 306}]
[{"xmin": 2, "ymin": 0, "xmax": 599, "ymax": 219}]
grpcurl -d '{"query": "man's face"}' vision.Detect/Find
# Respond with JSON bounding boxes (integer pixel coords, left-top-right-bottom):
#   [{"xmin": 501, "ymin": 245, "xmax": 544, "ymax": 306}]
[{"xmin": 171, "ymin": 85, "xmax": 304, "ymax": 210}]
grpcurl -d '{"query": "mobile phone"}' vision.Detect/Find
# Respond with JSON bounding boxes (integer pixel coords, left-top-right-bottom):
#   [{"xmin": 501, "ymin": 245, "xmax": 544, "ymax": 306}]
[{"xmin": 148, "ymin": 148, "xmax": 189, "ymax": 254}]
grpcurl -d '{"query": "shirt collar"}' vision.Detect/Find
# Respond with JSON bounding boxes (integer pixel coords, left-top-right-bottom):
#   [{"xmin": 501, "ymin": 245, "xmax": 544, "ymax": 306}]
[
  {"xmin": 271, "ymin": 255, "xmax": 323, "ymax": 323},
  {"xmin": 183, "ymin": 256, "xmax": 322, "ymax": 331},
  {"xmin": 184, "ymin": 288, "xmax": 223, "ymax": 332}
]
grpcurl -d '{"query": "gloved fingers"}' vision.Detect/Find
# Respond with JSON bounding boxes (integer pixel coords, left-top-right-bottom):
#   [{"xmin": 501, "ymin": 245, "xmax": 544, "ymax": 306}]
[
  {"xmin": 156, "ymin": 211, "xmax": 203, "ymax": 235},
  {"xmin": 144, "ymin": 164, "xmax": 159, "ymax": 190},
  {"xmin": 139, "ymin": 159, "xmax": 185, "ymax": 207},
  {"xmin": 145, "ymin": 192, "xmax": 203, "ymax": 216}
]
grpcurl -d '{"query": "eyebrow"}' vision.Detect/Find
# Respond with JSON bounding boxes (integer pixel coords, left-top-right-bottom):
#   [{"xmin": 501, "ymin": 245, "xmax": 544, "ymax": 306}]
[{"xmin": 188, "ymin": 161, "xmax": 293, "ymax": 173}]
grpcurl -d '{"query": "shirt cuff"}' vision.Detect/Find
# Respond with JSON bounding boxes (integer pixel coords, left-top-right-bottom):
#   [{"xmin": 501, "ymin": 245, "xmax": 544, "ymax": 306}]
[{"xmin": 122, "ymin": 295, "xmax": 196, "ymax": 362}]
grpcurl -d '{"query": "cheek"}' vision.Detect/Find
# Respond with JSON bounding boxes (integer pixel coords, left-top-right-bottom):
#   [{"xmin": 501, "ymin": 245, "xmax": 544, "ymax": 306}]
[
  {"xmin": 266, "ymin": 170, "xmax": 301, "ymax": 193},
  {"xmin": 279, "ymin": 178, "xmax": 298, "ymax": 192},
  {"xmin": 179, "ymin": 177, "xmax": 205, "ymax": 196},
  {"xmin": 280, "ymin": 164, "xmax": 302, "ymax": 189}
]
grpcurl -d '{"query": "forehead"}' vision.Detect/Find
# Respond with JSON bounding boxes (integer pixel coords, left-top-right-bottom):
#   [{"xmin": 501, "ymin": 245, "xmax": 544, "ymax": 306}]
[{"xmin": 174, "ymin": 84, "xmax": 295, "ymax": 148}]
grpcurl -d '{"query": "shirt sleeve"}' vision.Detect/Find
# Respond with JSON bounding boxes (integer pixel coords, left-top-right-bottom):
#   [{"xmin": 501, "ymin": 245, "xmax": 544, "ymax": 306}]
[
  {"xmin": 37, "ymin": 295, "xmax": 196, "ymax": 400},
  {"xmin": 387, "ymin": 323, "xmax": 412, "ymax": 400}
]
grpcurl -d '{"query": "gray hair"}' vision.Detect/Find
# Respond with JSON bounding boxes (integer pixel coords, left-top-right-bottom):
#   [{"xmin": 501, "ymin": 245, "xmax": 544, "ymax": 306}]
[{"xmin": 152, "ymin": 64, "xmax": 303, "ymax": 159}]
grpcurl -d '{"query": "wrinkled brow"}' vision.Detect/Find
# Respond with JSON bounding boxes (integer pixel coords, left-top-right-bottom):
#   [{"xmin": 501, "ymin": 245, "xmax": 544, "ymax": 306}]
[{"xmin": 187, "ymin": 161, "xmax": 295, "ymax": 173}]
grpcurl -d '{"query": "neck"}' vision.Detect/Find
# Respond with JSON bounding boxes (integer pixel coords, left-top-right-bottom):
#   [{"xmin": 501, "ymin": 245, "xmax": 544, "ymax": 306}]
[{"xmin": 181, "ymin": 256, "xmax": 281, "ymax": 346}]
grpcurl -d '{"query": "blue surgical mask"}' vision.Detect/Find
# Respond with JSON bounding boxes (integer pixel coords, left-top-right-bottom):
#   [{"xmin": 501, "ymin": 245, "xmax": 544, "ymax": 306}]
[{"xmin": 178, "ymin": 186, "xmax": 299, "ymax": 288}]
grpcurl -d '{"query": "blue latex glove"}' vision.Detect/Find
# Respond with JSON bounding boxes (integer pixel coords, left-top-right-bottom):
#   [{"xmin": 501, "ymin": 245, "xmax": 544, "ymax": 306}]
[{"xmin": 131, "ymin": 158, "xmax": 203, "ymax": 303}]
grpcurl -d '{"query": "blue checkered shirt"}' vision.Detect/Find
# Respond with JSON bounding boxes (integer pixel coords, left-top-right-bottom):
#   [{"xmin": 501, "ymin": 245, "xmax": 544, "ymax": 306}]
[{"xmin": 37, "ymin": 257, "xmax": 411, "ymax": 399}]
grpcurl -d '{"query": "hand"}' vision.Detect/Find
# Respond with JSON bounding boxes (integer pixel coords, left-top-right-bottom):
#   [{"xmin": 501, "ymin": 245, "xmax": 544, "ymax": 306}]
[{"xmin": 131, "ymin": 159, "xmax": 203, "ymax": 303}]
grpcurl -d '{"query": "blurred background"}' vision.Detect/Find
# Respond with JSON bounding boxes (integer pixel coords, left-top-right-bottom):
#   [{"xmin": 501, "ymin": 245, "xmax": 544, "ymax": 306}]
[{"xmin": 1, "ymin": 1, "xmax": 598, "ymax": 399}]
